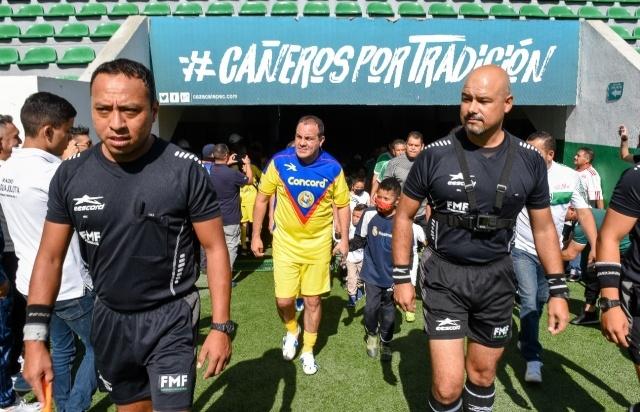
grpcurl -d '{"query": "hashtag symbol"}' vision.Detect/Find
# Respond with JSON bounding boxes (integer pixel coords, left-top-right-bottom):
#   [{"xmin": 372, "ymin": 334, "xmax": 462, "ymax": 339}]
[{"xmin": 178, "ymin": 51, "xmax": 216, "ymax": 82}]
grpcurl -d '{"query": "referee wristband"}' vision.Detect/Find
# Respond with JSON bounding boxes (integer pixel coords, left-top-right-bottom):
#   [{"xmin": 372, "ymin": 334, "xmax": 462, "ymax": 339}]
[
  {"xmin": 24, "ymin": 304, "xmax": 53, "ymax": 342},
  {"xmin": 595, "ymin": 262, "xmax": 622, "ymax": 289},
  {"xmin": 547, "ymin": 275, "xmax": 569, "ymax": 297},
  {"xmin": 392, "ymin": 265, "xmax": 411, "ymax": 285}
]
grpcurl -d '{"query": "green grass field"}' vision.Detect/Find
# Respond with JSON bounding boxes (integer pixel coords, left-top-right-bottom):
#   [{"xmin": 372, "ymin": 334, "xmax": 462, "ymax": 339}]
[{"xmin": 88, "ymin": 269, "xmax": 640, "ymax": 411}]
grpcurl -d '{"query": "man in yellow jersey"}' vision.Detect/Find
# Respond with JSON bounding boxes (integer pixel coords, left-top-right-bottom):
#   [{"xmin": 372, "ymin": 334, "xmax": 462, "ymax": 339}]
[{"xmin": 252, "ymin": 115, "xmax": 350, "ymax": 375}]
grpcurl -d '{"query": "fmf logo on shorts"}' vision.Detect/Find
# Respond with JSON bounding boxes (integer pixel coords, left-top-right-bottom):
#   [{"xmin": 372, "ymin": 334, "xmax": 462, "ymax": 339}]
[
  {"xmin": 492, "ymin": 325, "xmax": 510, "ymax": 339},
  {"xmin": 435, "ymin": 318, "xmax": 461, "ymax": 331},
  {"xmin": 159, "ymin": 374, "xmax": 189, "ymax": 393},
  {"xmin": 73, "ymin": 195, "xmax": 105, "ymax": 212}
]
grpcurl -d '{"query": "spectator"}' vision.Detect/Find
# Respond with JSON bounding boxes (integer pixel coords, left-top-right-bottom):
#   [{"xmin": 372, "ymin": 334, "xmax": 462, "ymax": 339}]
[
  {"xmin": 251, "ymin": 115, "xmax": 350, "ymax": 375},
  {"xmin": 384, "ymin": 131, "xmax": 424, "ymax": 186},
  {"xmin": 370, "ymin": 139, "xmax": 405, "ymax": 203},
  {"xmin": 239, "ymin": 163, "xmax": 262, "ymax": 255},
  {"xmin": 209, "ymin": 143, "xmax": 254, "ymax": 270},
  {"xmin": 512, "ymin": 131, "xmax": 597, "ymax": 383},
  {"xmin": 562, "ymin": 207, "xmax": 630, "ymax": 325},
  {"xmin": 574, "ymin": 146, "xmax": 604, "ymax": 209},
  {"xmin": 349, "ymin": 175, "xmax": 370, "ymax": 211},
  {"xmin": 618, "ymin": 124, "xmax": 640, "ymax": 164},
  {"xmin": 0, "ymin": 92, "xmax": 95, "ymax": 411},
  {"xmin": 0, "ymin": 115, "xmax": 27, "ymax": 394},
  {"xmin": 61, "ymin": 126, "xmax": 92, "ymax": 160}
]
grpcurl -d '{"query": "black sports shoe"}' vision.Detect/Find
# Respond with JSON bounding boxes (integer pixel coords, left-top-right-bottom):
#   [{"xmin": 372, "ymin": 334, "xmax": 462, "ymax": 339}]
[
  {"xmin": 629, "ymin": 402, "xmax": 640, "ymax": 412},
  {"xmin": 570, "ymin": 310, "xmax": 599, "ymax": 326}
]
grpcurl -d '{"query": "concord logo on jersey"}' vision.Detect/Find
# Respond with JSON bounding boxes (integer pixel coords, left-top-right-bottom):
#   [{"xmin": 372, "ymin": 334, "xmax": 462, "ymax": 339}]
[
  {"xmin": 73, "ymin": 195, "xmax": 105, "ymax": 212},
  {"xmin": 435, "ymin": 318, "xmax": 461, "ymax": 331},
  {"xmin": 287, "ymin": 176, "xmax": 328, "ymax": 188},
  {"xmin": 284, "ymin": 163, "xmax": 297, "ymax": 172}
]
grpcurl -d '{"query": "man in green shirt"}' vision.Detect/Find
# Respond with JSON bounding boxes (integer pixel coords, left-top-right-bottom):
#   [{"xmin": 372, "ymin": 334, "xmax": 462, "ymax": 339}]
[
  {"xmin": 562, "ymin": 207, "xmax": 631, "ymax": 325},
  {"xmin": 370, "ymin": 139, "xmax": 405, "ymax": 202}
]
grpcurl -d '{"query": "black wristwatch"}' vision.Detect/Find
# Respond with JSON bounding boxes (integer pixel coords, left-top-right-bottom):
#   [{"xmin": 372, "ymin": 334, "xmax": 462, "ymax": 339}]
[
  {"xmin": 211, "ymin": 320, "xmax": 235, "ymax": 336},
  {"xmin": 598, "ymin": 297, "xmax": 621, "ymax": 312}
]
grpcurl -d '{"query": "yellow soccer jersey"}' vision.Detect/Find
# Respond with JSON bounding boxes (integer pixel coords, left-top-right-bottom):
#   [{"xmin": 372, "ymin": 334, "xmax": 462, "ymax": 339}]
[{"xmin": 259, "ymin": 147, "xmax": 349, "ymax": 264}]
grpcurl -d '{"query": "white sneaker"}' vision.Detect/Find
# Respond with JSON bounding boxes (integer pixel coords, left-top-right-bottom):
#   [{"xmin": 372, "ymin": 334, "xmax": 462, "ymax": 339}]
[
  {"xmin": 0, "ymin": 395, "xmax": 41, "ymax": 412},
  {"xmin": 525, "ymin": 361, "xmax": 543, "ymax": 383},
  {"xmin": 299, "ymin": 352, "xmax": 318, "ymax": 375},
  {"xmin": 281, "ymin": 326, "xmax": 300, "ymax": 361}
]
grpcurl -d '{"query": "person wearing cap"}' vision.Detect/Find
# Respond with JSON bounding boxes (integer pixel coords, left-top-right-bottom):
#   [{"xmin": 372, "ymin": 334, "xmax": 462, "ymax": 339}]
[
  {"xmin": 208, "ymin": 144, "xmax": 253, "ymax": 271},
  {"xmin": 202, "ymin": 144, "xmax": 216, "ymax": 174}
]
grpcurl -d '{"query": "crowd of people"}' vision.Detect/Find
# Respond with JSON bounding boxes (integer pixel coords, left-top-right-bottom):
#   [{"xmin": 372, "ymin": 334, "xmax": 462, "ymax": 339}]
[{"xmin": 0, "ymin": 57, "xmax": 638, "ymax": 412}]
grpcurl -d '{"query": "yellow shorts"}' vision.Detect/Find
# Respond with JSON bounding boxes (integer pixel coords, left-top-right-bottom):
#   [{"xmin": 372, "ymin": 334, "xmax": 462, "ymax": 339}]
[
  {"xmin": 240, "ymin": 186, "xmax": 257, "ymax": 223},
  {"xmin": 273, "ymin": 259, "xmax": 331, "ymax": 298}
]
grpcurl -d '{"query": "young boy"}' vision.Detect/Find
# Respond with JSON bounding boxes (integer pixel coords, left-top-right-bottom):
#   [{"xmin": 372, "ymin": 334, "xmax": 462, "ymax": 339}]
[
  {"xmin": 350, "ymin": 177, "xmax": 401, "ymax": 361},
  {"xmin": 405, "ymin": 224, "xmax": 426, "ymax": 322},
  {"xmin": 346, "ymin": 204, "xmax": 367, "ymax": 307},
  {"xmin": 350, "ymin": 175, "xmax": 370, "ymax": 210}
]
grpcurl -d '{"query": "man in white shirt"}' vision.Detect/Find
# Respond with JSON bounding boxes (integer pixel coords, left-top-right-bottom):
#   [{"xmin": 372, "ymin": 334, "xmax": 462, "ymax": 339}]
[
  {"xmin": 574, "ymin": 146, "xmax": 604, "ymax": 209},
  {"xmin": 513, "ymin": 132, "xmax": 597, "ymax": 383},
  {"xmin": 0, "ymin": 93, "xmax": 96, "ymax": 412}
]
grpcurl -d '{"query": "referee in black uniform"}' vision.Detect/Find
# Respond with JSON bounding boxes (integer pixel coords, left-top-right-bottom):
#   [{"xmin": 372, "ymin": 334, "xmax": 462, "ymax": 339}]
[
  {"xmin": 392, "ymin": 65, "xmax": 569, "ymax": 412},
  {"xmin": 22, "ymin": 59, "xmax": 233, "ymax": 412},
  {"xmin": 596, "ymin": 159, "xmax": 640, "ymax": 411}
]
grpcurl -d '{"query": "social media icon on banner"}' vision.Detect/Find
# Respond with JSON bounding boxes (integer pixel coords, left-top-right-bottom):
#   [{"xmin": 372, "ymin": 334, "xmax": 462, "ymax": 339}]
[
  {"xmin": 159, "ymin": 93, "xmax": 169, "ymax": 103},
  {"xmin": 180, "ymin": 92, "xmax": 191, "ymax": 103},
  {"xmin": 169, "ymin": 92, "xmax": 179, "ymax": 103}
]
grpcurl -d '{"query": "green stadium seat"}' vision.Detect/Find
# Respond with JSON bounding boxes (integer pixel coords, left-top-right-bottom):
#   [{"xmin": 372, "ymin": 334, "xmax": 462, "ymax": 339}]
[
  {"xmin": 610, "ymin": 25, "xmax": 634, "ymax": 39},
  {"xmin": 335, "ymin": 2, "xmax": 362, "ymax": 16},
  {"xmin": 607, "ymin": 7, "xmax": 637, "ymax": 20},
  {"xmin": 55, "ymin": 23, "xmax": 89, "ymax": 38},
  {"xmin": 143, "ymin": 3, "xmax": 172, "ymax": 15},
  {"xmin": 564, "ymin": 0, "xmax": 587, "ymax": 3},
  {"xmin": 77, "ymin": 3, "xmax": 107, "ymax": 17},
  {"xmin": 367, "ymin": 2, "xmax": 394, "ymax": 16},
  {"xmin": 459, "ymin": 3, "xmax": 487, "ymax": 17},
  {"xmin": 20, "ymin": 23, "xmax": 55, "ymax": 39},
  {"xmin": 304, "ymin": 2, "xmax": 330, "ymax": 15},
  {"xmin": 205, "ymin": 3, "xmax": 235, "ymax": 15},
  {"xmin": 14, "ymin": 4, "xmax": 44, "ymax": 19},
  {"xmin": 634, "ymin": 26, "xmax": 640, "ymax": 38},
  {"xmin": 577, "ymin": 6, "xmax": 606, "ymax": 19},
  {"xmin": 239, "ymin": 2, "xmax": 267, "ymax": 15},
  {"xmin": 18, "ymin": 47, "xmax": 57, "ymax": 65},
  {"xmin": 174, "ymin": 3, "xmax": 202, "ymax": 15},
  {"xmin": 428, "ymin": 3, "xmax": 457, "ymax": 17},
  {"xmin": 548, "ymin": 6, "xmax": 578, "ymax": 19},
  {"xmin": 109, "ymin": 3, "xmax": 139, "ymax": 16},
  {"xmin": 0, "ymin": 6, "xmax": 12, "ymax": 19},
  {"xmin": 489, "ymin": 4, "xmax": 517, "ymax": 18},
  {"xmin": 620, "ymin": 0, "xmax": 640, "ymax": 6},
  {"xmin": 91, "ymin": 22, "xmax": 120, "ymax": 38},
  {"xmin": 591, "ymin": 0, "xmax": 614, "ymax": 5},
  {"xmin": 58, "ymin": 46, "xmax": 95, "ymax": 65},
  {"xmin": 519, "ymin": 5, "xmax": 547, "ymax": 18},
  {"xmin": 0, "ymin": 24, "xmax": 20, "ymax": 40},
  {"xmin": 46, "ymin": 4, "xmax": 76, "ymax": 18},
  {"xmin": 398, "ymin": 2, "xmax": 426, "ymax": 17},
  {"xmin": 271, "ymin": 2, "xmax": 298, "ymax": 15},
  {"xmin": 0, "ymin": 48, "xmax": 18, "ymax": 65}
]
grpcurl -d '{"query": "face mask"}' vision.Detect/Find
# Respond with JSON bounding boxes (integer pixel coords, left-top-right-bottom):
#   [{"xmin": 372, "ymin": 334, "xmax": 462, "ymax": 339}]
[
  {"xmin": 375, "ymin": 197, "xmax": 395, "ymax": 214},
  {"xmin": 353, "ymin": 189, "xmax": 364, "ymax": 196}
]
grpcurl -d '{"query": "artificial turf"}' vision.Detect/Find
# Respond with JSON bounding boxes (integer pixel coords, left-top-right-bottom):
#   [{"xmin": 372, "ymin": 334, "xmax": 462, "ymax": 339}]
[{"xmin": 88, "ymin": 270, "xmax": 640, "ymax": 411}]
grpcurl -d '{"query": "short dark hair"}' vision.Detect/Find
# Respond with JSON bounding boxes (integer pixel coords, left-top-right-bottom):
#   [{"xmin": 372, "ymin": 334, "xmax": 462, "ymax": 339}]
[
  {"xmin": 20, "ymin": 92, "xmax": 76, "ymax": 138},
  {"xmin": 69, "ymin": 125, "xmax": 90, "ymax": 137},
  {"xmin": 407, "ymin": 131, "xmax": 423, "ymax": 143},
  {"xmin": 297, "ymin": 115, "xmax": 325, "ymax": 137},
  {"xmin": 351, "ymin": 175, "xmax": 366, "ymax": 185},
  {"xmin": 0, "ymin": 115, "xmax": 13, "ymax": 128},
  {"xmin": 213, "ymin": 143, "xmax": 230, "ymax": 160},
  {"xmin": 90, "ymin": 58, "xmax": 157, "ymax": 105},
  {"xmin": 353, "ymin": 203, "xmax": 367, "ymax": 213},
  {"xmin": 527, "ymin": 131, "xmax": 556, "ymax": 152},
  {"xmin": 390, "ymin": 138, "xmax": 406, "ymax": 149},
  {"xmin": 578, "ymin": 146, "xmax": 595, "ymax": 163},
  {"xmin": 378, "ymin": 177, "xmax": 401, "ymax": 197}
]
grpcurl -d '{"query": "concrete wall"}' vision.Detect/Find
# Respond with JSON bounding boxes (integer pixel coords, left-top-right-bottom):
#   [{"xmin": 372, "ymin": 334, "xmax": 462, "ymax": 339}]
[
  {"xmin": 38, "ymin": 77, "xmax": 93, "ymax": 141},
  {"xmin": 0, "ymin": 76, "xmax": 39, "ymax": 138}
]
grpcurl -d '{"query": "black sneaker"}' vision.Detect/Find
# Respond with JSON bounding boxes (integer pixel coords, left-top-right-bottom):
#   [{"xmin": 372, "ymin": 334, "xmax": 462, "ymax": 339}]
[
  {"xmin": 570, "ymin": 310, "xmax": 599, "ymax": 326},
  {"xmin": 629, "ymin": 402, "xmax": 640, "ymax": 412}
]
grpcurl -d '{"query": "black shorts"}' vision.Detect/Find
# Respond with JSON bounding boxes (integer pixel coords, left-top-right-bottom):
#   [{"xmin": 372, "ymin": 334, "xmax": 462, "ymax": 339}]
[
  {"xmin": 620, "ymin": 277, "xmax": 640, "ymax": 364},
  {"xmin": 420, "ymin": 248, "xmax": 516, "ymax": 348},
  {"xmin": 91, "ymin": 290, "xmax": 200, "ymax": 410}
]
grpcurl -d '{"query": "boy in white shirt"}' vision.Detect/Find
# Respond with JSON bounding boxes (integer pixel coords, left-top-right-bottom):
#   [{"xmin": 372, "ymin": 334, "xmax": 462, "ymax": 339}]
[{"xmin": 346, "ymin": 204, "xmax": 367, "ymax": 307}]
